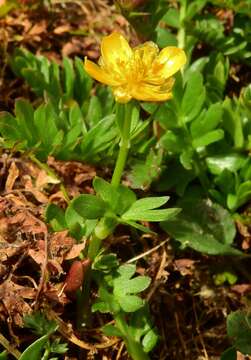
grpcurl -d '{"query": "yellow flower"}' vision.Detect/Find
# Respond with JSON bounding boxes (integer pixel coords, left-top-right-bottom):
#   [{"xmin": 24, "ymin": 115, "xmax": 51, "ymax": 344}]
[{"xmin": 84, "ymin": 32, "xmax": 186, "ymax": 103}]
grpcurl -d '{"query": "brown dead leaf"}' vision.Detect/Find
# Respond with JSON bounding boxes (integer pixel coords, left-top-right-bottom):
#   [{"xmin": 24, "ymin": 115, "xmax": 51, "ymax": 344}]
[
  {"xmin": 174, "ymin": 259, "xmax": 195, "ymax": 276},
  {"xmin": 47, "ymin": 259, "xmax": 64, "ymax": 276},
  {"xmin": 5, "ymin": 161, "xmax": 19, "ymax": 191},
  {"xmin": 237, "ymin": 352, "xmax": 249, "ymax": 360},
  {"xmin": 36, "ymin": 169, "xmax": 60, "ymax": 189},
  {"xmin": 28, "ymin": 248, "xmax": 45, "ymax": 266},
  {"xmin": 64, "ymin": 243, "xmax": 86, "ymax": 260},
  {"xmin": 231, "ymin": 284, "xmax": 251, "ymax": 295},
  {"xmin": 54, "ymin": 24, "xmax": 71, "ymax": 34},
  {"xmin": 47, "ymin": 156, "xmax": 96, "ymax": 185},
  {"xmin": 27, "ymin": 21, "xmax": 47, "ymax": 36},
  {"xmin": 0, "ymin": 281, "xmax": 34, "ymax": 326},
  {"xmin": 49, "ymin": 230, "xmax": 74, "ymax": 261},
  {"xmin": 23, "ymin": 175, "xmax": 49, "ymax": 203}
]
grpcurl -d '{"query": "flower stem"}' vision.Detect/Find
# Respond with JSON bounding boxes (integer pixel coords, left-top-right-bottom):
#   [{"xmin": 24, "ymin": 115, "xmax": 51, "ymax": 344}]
[
  {"xmin": 177, "ymin": 0, "xmax": 187, "ymax": 51},
  {"xmin": 193, "ymin": 152, "xmax": 210, "ymax": 193},
  {"xmin": 115, "ymin": 313, "xmax": 150, "ymax": 360},
  {"xmin": 79, "ymin": 102, "xmax": 134, "ymax": 327},
  {"xmin": 111, "ymin": 103, "xmax": 133, "ymax": 188}
]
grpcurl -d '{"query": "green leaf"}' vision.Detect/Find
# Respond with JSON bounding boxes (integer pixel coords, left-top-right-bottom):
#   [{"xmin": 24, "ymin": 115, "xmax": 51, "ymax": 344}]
[
  {"xmin": 227, "ymin": 311, "xmax": 251, "ymax": 355},
  {"xmin": 128, "ymin": 149, "xmax": 163, "ymax": 190},
  {"xmin": 34, "ymin": 103, "xmax": 59, "ymax": 150},
  {"xmin": 80, "ymin": 115, "xmax": 118, "ymax": 160},
  {"xmin": 102, "ymin": 324, "xmax": 123, "ymax": 337},
  {"xmin": 93, "ymin": 177, "xmax": 117, "ymax": 205},
  {"xmin": 19, "ymin": 334, "xmax": 49, "ymax": 360},
  {"xmin": 117, "ymin": 264, "xmax": 136, "ymax": 279},
  {"xmin": 223, "ymin": 98, "xmax": 244, "ymax": 149},
  {"xmin": 93, "ymin": 177, "xmax": 136, "ymax": 215},
  {"xmin": 15, "ymin": 99, "xmax": 36, "ymax": 146},
  {"xmin": 74, "ymin": 57, "xmax": 93, "ymax": 105},
  {"xmin": 186, "ymin": 0, "xmax": 207, "ymax": 20},
  {"xmin": 65, "ymin": 203, "xmax": 97, "ymax": 239},
  {"xmin": 161, "ymin": 8, "xmax": 180, "ymax": 28},
  {"xmin": 190, "ymin": 103, "xmax": 223, "ymax": 138},
  {"xmin": 161, "ymin": 198, "xmax": 242, "ymax": 256},
  {"xmin": 122, "ymin": 196, "xmax": 169, "ymax": 212},
  {"xmin": 114, "ymin": 276, "xmax": 151, "ymax": 296},
  {"xmin": 206, "ymin": 154, "xmax": 247, "ymax": 175},
  {"xmin": 121, "ymin": 196, "xmax": 179, "ymax": 222},
  {"xmin": 156, "ymin": 27, "xmax": 177, "ymax": 47},
  {"xmin": 23, "ymin": 312, "xmax": 57, "ymax": 336},
  {"xmin": 122, "ymin": 208, "xmax": 180, "ymax": 222},
  {"xmin": 181, "ymin": 72, "xmax": 205, "ymax": 123},
  {"xmin": 63, "ymin": 57, "xmax": 75, "ymax": 99},
  {"xmin": 161, "ymin": 129, "xmax": 189, "ymax": 153},
  {"xmin": 111, "ymin": 265, "xmax": 151, "ymax": 312},
  {"xmin": 93, "ymin": 253, "xmax": 119, "ymax": 272},
  {"xmin": 221, "ymin": 347, "xmax": 236, "ymax": 360},
  {"xmin": 192, "ymin": 129, "xmax": 224, "ymax": 148},
  {"xmin": 118, "ymin": 295, "xmax": 144, "ymax": 313},
  {"xmin": 142, "ymin": 329, "xmax": 159, "ymax": 353},
  {"xmin": 70, "ymin": 194, "xmax": 107, "ymax": 220},
  {"xmin": 0, "ymin": 111, "xmax": 22, "ymax": 144},
  {"xmin": 0, "ymin": 350, "xmax": 8, "ymax": 360},
  {"xmin": 86, "ymin": 96, "xmax": 102, "ymax": 127},
  {"xmin": 115, "ymin": 185, "xmax": 137, "ymax": 215},
  {"xmin": 228, "ymin": 181, "xmax": 251, "ymax": 211},
  {"xmin": 45, "ymin": 204, "xmax": 67, "ymax": 232}
]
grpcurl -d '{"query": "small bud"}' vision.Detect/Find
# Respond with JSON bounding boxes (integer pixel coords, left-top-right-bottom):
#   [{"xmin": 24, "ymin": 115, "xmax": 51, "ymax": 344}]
[{"xmin": 64, "ymin": 259, "xmax": 91, "ymax": 294}]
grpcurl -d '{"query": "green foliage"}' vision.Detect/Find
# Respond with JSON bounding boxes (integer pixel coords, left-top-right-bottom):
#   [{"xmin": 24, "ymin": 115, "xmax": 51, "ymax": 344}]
[
  {"xmin": 10, "ymin": 49, "xmax": 93, "ymax": 106},
  {"xmin": 22, "ymin": 312, "xmax": 67, "ymax": 360},
  {"xmin": 92, "ymin": 259, "xmax": 157, "ymax": 354},
  {"xmin": 67, "ymin": 177, "xmax": 179, "ymax": 239},
  {"xmin": 3, "ymin": 1, "xmax": 251, "ymax": 358},
  {"xmin": 0, "ymin": 351, "xmax": 7, "ymax": 360},
  {"xmin": 23, "ymin": 312, "xmax": 57, "ymax": 336},
  {"xmin": 223, "ymin": 310, "xmax": 251, "ymax": 357},
  {"xmin": 116, "ymin": 0, "xmax": 167, "ymax": 40},
  {"xmin": 19, "ymin": 334, "xmax": 50, "ymax": 360},
  {"xmin": 161, "ymin": 197, "xmax": 242, "ymax": 255},
  {"xmin": 0, "ymin": 99, "xmax": 118, "ymax": 162},
  {"xmin": 128, "ymin": 149, "xmax": 163, "ymax": 190}
]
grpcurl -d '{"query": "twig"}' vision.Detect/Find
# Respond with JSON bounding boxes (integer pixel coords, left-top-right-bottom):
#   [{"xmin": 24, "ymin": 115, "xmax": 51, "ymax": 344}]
[
  {"xmin": 192, "ymin": 298, "xmax": 209, "ymax": 360},
  {"xmin": 34, "ymin": 227, "xmax": 48, "ymax": 309},
  {"xmin": 174, "ymin": 312, "xmax": 188, "ymax": 356},
  {"xmin": 146, "ymin": 248, "xmax": 168, "ymax": 301},
  {"xmin": 0, "ymin": 333, "xmax": 21, "ymax": 359},
  {"xmin": 126, "ymin": 239, "xmax": 169, "ymax": 264}
]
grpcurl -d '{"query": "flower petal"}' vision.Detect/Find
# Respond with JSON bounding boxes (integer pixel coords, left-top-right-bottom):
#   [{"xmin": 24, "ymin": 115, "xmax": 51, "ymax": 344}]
[
  {"xmin": 153, "ymin": 47, "xmax": 186, "ymax": 78},
  {"xmin": 101, "ymin": 32, "xmax": 133, "ymax": 71},
  {"xmin": 112, "ymin": 86, "xmax": 132, "ymax": 103},
  {"xmin": 131, "ymin": 78, "xmax": 175, "ymax": 102},
  {"xmin": 84, "ymin": 58, "xmax": 118, "ymax": 86},
  {"xmin": 133, "ymin": 41, "xmax": 159, "ymax": 68}
]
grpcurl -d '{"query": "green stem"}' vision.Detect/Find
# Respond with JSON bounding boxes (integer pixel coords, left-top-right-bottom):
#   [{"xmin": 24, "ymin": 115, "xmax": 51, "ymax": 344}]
[
  {"xmin": 87, "ymin": 233, "xmax": 102, "ymax": 261},
  {"xmin": 79, "ymin": 102, "xmax": 134, "ymax": 327},
  {"xmin": 177, "ymin": 0, "xmax": 187, "ymax": 51},
  {"xmin": 193, "ymin": 152, "xmax": 210, "ymax": 193},
  {"xmin": 41, "ymin": 347, "xmax": 50, "ymax": 360},
  {"xmin": 111, "ymin": 103, "xmax": 133, "ymax": 188},
  {"xmin": 115, "ymin": 313, "xmax": 150, "ymax": 360}
]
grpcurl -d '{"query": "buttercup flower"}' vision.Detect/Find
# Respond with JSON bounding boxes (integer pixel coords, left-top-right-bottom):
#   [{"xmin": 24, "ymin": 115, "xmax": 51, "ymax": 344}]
[{"xmin": 84, "ymin": 32, "xmax": 186, "ymax": 103}]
